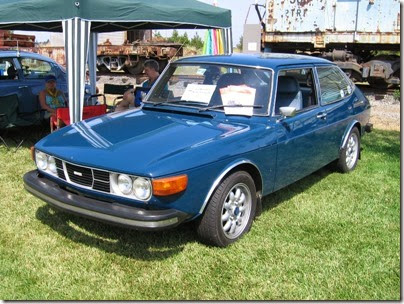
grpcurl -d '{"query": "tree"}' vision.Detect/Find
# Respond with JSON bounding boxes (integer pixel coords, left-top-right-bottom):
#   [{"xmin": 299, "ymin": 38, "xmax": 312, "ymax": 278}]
[
  {"xmin": 236, "ymin": 35, "xmax": 243, "ymax": 51},
  {"xmin": 189, "ymin": 33, "xmax": 203, "ymax": 50}
]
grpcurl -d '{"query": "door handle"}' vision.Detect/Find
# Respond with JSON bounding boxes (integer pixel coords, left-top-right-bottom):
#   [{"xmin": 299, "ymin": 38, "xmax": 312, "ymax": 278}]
[
  {"xmin": 316, "ymin": 112, "xmax": 327, "ymax": 120},
  {"xmin": 18, "ymin": 86, "xmax": 28, "ymax": 89}
]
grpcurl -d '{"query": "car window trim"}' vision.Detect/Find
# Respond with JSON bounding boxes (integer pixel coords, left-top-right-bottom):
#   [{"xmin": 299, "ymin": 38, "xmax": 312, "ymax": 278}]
[
  {"xmin": 315, "ymin": 66, "xmax": 354, "ymax": 106},
  {"xmin": 271, "ymin": 65, "xmax": 319, "ymax": 117}
]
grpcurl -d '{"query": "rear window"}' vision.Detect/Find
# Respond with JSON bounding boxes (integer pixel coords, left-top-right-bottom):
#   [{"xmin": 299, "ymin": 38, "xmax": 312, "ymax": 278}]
[{"xmin": 317, "ymin": 66, "xmax": 353, "ymax": 105}]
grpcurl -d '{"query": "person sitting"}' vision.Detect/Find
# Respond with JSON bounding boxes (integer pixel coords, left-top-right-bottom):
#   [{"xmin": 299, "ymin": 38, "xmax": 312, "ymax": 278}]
[
  {"xmin": 6, "ymin": 66, "xmax": 17, "ymax": 80},
  {"xmin": 39, "ymin": 75, "xmax": 68, "ymax": 124},
  {"xmin": 116, "ymin": 59, "xmax": 160, "ymax": 111}
]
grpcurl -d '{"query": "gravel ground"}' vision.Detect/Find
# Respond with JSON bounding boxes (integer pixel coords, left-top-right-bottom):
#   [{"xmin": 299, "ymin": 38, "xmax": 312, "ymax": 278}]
[
  {"xmin": 96, "ymin": 75, "xmax": 400, "ymax": 131},
  {"xmin": 365, "ymin": 93, "xmax": 400, "ymax": 131}
]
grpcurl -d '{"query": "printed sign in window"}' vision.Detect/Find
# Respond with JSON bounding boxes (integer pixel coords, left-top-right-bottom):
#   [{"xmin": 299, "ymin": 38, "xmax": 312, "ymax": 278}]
[
  {"xmin": 181, "ymin": 84, "xmax": 216, "ymax": 104},
  {"xmin": 220, "ymin": 85, "xmax": 256, "ymax": 116}
]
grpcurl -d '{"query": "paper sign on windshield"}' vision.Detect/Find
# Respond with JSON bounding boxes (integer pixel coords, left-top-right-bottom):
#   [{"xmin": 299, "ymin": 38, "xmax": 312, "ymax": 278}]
[
  {"xmin": 220, "ymin": 85, "xmax": 256, "ymax": 116},
  {"xmin": 181, "ymin": 84, "xmax": 216, "ymax": 104}
]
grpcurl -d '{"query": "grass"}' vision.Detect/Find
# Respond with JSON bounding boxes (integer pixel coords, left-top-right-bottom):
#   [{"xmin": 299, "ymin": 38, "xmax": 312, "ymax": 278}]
[{"xmin": 0, "ymin": 128, "xmax": 400, "ymax": 300}]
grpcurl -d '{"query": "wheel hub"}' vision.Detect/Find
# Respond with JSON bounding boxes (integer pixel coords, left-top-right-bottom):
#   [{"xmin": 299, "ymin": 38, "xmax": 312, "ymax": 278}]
[{"xmin": 221, "ymin": 183, "xmax": 252, "ymax": 239}]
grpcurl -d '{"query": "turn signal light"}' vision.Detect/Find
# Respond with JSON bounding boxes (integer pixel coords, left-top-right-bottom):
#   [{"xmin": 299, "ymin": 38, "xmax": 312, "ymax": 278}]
[{"xmin": 152, "ymin": 174, "xmax": 188, "ymax": 196}]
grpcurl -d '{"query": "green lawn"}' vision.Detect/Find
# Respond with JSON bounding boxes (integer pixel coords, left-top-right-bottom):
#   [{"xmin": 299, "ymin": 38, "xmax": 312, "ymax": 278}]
[{"xmin": 0, "ymin": 129, "xmax": 400, "ymax": 300}]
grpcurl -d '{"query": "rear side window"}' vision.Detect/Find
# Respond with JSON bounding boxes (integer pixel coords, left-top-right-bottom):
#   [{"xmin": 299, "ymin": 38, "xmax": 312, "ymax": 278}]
[
  {"xmin": 0, "ymin": 58, "xmax": 18, "ymax": 80},
  {"xmin": 19, "ymin": 57, "xmax": 53, "ymax": 79},
  {"xmin": 317, "ymin": 66, "xmax": 353, "ymax": 105}
]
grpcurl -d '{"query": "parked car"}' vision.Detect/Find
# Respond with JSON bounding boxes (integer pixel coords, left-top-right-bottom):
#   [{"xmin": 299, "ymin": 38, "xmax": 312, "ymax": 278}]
[
  {"xmin": 0, "ymin": 51, "xmax": 68, "ymax": 117},
  {"xmin": 24, "ymin": 53, "xmax": 372, "ymax": 247}
]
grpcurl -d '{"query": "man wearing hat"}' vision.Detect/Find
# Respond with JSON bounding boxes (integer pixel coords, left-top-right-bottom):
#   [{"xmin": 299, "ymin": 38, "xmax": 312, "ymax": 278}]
[{"xmin": 39, "ymin": 74, "xmax": 68, "ymax": 120}]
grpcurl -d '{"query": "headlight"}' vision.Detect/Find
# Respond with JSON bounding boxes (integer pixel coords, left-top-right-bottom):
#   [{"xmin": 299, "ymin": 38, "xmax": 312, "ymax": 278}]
[
  {"xmin": 117, "ymin": 174, "xmax": 133, "ymax": 195},
  {"xmin": 110, "ymin": 173, "xmax": 152, "ymax": 201},
  {"xmin": 35, "ymin": 151, "xmax": 48, "ymax": 170},
  {"xmin": 133, "ymin": 177, "xmax": 152, "ymax": 200},
  {"xmin": 48, "ymin": 156, "xmax": 57, "ymax": 174}
]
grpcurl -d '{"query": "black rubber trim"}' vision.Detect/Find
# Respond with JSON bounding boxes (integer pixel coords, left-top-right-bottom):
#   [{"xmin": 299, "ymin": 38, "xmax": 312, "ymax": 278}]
[
  {"xmin": 23, "ymin": 170, "xmax": 189, "ymax": 230},
  {"xmin": 365, "ymin": 123, "xmax": 373, "ymax": 133}
]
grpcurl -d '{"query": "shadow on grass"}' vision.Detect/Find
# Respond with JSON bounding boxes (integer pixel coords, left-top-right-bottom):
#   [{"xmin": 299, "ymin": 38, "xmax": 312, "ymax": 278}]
[
  {"xmin": 261, "ymin": 164, "xmax": 335, "ymax": 213},
  {"xmin": 0, "ymin": 123, "xmax": 50, "ymax": 151},
  {"xmin": 35, "ymin": 205, "xmax": 197, "ymax": 261},
  {"xmin": 35, "ymin": 166, "xmax": 335, "ymax": 260},
  {"xmin": 361, "ymin": 129, "xmax": 400, "ymax": 160}
]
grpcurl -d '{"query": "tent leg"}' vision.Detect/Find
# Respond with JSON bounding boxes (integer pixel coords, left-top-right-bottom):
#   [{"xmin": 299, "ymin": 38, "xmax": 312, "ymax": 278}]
[
  {"xmin": 88, "ymin": 33, "xmax": 98, "ymax": 104},
  {"xmin": 63, "ymin": 18, "xmax": 91, "ymax": 123}
]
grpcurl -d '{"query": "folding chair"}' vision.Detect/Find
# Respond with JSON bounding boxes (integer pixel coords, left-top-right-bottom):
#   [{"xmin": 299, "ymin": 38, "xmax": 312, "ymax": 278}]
[
  {"xmin": 0, "ymin": 94, "xmax": 32, "ymax": 150},
  {"xmin": 51, "ymin": 104, "xmax": 107, "ymax": 132},
  {"xmin": 86, "ymin": 83, "xmax": 134, "ymax": 111}
]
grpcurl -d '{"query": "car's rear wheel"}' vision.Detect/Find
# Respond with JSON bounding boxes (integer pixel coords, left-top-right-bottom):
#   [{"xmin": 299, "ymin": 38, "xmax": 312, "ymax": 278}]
[
  {"xmin": 196, "ymin": 171, "xmax": 256, "ymax": 247},
  {"xmin": 337, "ymin": 127, "xmax": 360, "ymax": 173}
]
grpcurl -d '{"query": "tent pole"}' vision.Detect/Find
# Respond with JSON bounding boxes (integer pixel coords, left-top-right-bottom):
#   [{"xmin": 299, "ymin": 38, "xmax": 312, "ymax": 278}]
[
  {"xmin": 63, "ymin": 18, "xmax": 91, "ymax": 123},
  {"xmin": 88, "ymin": 32, "xmax": 98, "ymax": 98},
  {"xmin": 229, "ymin": 28, "xmax": 233, "ymax": 54},
  {"xmin": 223, "ymin": 29, "xmax": 228, "ymax": 54}
]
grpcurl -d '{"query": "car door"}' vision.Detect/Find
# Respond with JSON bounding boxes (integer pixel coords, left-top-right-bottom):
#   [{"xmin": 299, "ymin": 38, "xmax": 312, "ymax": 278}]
[
  {"xmin": 273, "ymin": 67, "xmax": 330, "ymax": 191},
  {"xmin": 0, "ymin": 57, "xmax": 24, "ymax": 98},
  {"xmin": 315, "ymin": 65, "xmax": 355, "ymax": 161},
  {"xmin": 17, "ymin": 56, "xmax": 59, "ymax": 113}
]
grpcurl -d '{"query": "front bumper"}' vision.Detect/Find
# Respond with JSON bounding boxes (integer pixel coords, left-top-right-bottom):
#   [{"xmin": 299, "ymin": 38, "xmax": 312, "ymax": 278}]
[{"xmin": 23, "ymin": 170, "xmax": 190, "ymax": 230}]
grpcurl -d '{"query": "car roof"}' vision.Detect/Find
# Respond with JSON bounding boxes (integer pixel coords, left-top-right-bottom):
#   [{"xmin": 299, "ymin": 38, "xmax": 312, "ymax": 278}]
[
  {"xmin": 0, "ymin": 50, "xmax": 57, "ymax": 63},
  {"xmin": 176, "ymin": 53, "xmax": 333, "ymax": 70}
]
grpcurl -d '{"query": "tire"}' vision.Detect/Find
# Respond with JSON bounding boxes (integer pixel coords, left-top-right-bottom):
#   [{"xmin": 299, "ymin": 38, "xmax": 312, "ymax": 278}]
[
  {"xmin": 123, "ymin": 58, "xmax": 145, "ymax": 75},
  {"xmin": 337, "ymin": 127, "xmax": 360, "ymax": 173},
  {"xmin": 196, "ymin": 171, "xmax": 257, "ymax": 247}
]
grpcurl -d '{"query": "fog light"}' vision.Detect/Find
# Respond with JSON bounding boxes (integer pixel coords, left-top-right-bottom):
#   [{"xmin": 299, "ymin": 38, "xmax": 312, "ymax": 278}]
[
  {"xmin": 35, "ymin": 151, "xmax": 48, "ymax": 170},
  {"xmin": 133, "ymin": 177, "xmax": 152, "ymax": 200},
  {"xmin": 117, "ymin": 174, "xmax": 133, "ymax": 195}
]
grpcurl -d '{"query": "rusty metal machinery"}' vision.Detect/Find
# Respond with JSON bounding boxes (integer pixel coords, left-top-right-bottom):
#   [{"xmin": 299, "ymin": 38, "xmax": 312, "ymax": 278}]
[
  {"xmin": 257, "ymin": 0, "xmax": 400, "ymax": 87},
  {"xmin": 96, "ymin": 41, "xmax": 183, "ymax": 75}
]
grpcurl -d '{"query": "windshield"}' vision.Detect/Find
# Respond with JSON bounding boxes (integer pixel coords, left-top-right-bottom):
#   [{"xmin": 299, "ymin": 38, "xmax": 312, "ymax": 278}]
[{"xmin": 146, "ymin": 63, "xmax": 273, "ymax": 116}]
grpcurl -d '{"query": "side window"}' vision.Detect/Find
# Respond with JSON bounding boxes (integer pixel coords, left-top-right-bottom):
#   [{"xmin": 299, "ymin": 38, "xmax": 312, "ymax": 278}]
[
  {"xmin": 317, "ymin": 66, "xmax": 353, "ymax": 105},
  {"xmin": 274, "ymin": 68, "xmax": 317, "ymax": 115},
  {"xmin": 19, "ymin": 58, "xmax": 53, "ymax": 79},
  {"xmin": 0, "ymin": 58, "xmax": 18, "ymax": 80}
]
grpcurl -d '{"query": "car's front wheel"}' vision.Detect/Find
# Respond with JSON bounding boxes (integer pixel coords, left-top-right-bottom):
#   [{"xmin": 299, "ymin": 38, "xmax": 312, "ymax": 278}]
[
  {"xmin": 196, "ymin": 171, "xmax": 257, "ymax": 247},
  {"xmin": 337, "ymin": 127, "xmax": 360, "ymax": 173}
]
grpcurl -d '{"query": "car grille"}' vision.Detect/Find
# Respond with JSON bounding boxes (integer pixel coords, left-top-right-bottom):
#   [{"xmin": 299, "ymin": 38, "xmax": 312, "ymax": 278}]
[{"xmin": 54, "ymin": 158, "xmax": 110, "ymax": 193}]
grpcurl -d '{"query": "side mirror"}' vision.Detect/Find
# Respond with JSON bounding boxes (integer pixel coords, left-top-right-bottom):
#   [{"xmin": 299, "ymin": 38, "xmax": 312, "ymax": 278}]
[{"xmin": 279, "ymin": 106, "xmax": 297, "ymax": 117}]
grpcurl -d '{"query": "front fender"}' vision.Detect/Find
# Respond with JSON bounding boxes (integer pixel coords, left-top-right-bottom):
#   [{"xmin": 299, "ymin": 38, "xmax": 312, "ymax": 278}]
[{"xmin": 198, "ymin": 159, "xmax": 262, "ymax": 215}]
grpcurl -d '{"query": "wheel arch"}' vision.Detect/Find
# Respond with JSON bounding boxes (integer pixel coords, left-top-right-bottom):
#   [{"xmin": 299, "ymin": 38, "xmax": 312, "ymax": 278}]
[
  {"xmin": 340, "ymin": 120, "xmax": 362, "ymax": 158},
  {"xmin": 199, "ymin": 160, "xmax": 264, "ymax": 216}
]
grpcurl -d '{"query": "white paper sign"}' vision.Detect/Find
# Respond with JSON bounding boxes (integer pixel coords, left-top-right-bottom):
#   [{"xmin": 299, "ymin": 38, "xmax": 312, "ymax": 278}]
[
  {"xmin": 181, "ymin": 84, "xmax": 216, "ymax": 104},
  {"xmin": 220, "ymin": 85, "xmax": 256, "ymax": 116},
  {"xmin": 248, "ymin": 42, "xmax": 258, "ymax": 51}
]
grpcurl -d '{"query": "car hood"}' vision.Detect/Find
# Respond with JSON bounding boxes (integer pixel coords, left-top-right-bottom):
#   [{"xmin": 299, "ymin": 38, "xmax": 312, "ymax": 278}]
[{"xmin": 36, "ymin": 108, "xmax": 267, "ymax": 177}]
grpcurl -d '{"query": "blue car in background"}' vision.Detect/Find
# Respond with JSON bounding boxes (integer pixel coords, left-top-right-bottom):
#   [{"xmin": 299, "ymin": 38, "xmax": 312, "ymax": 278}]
[
  {"xmin": 0, "ymin": 51, "xmax": 68, "ymax": 116},
  {"xmin": 24, "ymin": 54, "xmax": 372, "ymax": 247}
]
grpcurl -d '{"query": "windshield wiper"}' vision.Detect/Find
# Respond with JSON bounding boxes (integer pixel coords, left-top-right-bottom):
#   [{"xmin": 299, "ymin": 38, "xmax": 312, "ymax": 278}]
[
  {"xmin": 151, "ymin": 100, "xmax": 189, "ymax": 106},
  {"xmin": 199, "ymin": 104, "xmax": 263, "ymax": 112}
]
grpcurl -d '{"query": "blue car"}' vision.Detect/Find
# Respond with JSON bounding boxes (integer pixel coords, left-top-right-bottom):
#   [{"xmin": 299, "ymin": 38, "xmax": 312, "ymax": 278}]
[
  {"xmin": 24, "ymin": 54, "xmax": 372, "ymax": 247},
  {"xmin": 0, "ymin": 51, "xmax": 68, "ymax": 115}
]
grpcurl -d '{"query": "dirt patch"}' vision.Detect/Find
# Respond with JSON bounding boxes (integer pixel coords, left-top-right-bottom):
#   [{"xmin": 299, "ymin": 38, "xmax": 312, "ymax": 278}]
[{"xmin": 366, "ymin": 93, "xmax": 400, "ymax": 131}]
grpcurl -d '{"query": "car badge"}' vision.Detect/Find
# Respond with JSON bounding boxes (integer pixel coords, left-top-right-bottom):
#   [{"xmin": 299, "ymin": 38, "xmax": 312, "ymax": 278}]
[{"xmin": 73, "ymin": 171, "xmax": 83, "ymax": 177}]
